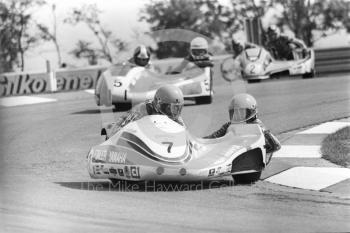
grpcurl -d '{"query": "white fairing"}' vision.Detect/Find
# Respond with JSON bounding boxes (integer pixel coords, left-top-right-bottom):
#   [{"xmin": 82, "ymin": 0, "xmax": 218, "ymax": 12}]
[
  {"xmin": 244, "ymin": 63, "xmax": 264, "ymax": 76},
  {"xmin": 238, "ymin": 45, "xmax": 315, "ymax": 81},
  {"xmin": 245, "ymin": 48, "xmax": 261, "ymax": 59},
  {"xmin": 123, "ymin": 115, "xmax": 187, "ymax": 159},
  {"xmin": 111, "ymin": 67, "xmax": 146, "ymax": 103},
  {"xmin": 95, "ymin": 62, "xmax": 212, "ymax": 106},
  {"xmin": 241, "ymin": 48, "xmax": 272, "ymax": 79},
  {"xmin": 88, "ymin": 114, "xmax": 268, "ymax": 181}
]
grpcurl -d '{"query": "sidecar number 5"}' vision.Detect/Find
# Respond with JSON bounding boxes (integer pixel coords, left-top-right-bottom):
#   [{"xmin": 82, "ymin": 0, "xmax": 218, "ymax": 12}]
[
  {"xmin": 162, "ymin": 142, "xmax": 173, "ymax": 153},
  {"xmin": 114, "ymin": 81, "xmax": 122, "ymax": 87}
]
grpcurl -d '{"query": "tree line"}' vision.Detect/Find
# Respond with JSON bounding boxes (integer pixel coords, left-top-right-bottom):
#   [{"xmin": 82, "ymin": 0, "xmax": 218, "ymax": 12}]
[{"xmin": 1, "ymin": 0, "xmax": 349, "ymax": 73}]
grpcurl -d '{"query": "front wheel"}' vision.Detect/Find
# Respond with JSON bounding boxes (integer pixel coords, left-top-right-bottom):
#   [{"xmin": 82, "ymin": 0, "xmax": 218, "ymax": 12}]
[
  {"xmin": 114, "ymin": 103, "xmax": 132, "ymax": 111},
  {"xmin": 232, "ymin": 171, "xmax": 262, "ymax": 184},
  {"xmin": 302, "ymin": 69, "xmax": 315, "ymax": 79},
  {"xmin": 195, "ymin": 95, "xmax": 212, "ymax": 105},
  {"xmin": 247, "ymin": 79, "xmax": 261, "ymax": 83}
]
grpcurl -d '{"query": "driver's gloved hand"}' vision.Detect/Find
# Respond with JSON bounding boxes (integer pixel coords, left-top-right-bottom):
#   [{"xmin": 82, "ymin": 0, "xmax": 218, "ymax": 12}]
[
  {"xmin": 265, "ymin": 144, "xmax": 273, "ymax": 154},
  {"xmin": 302, "ymin": 49, "xmax": 307, "ymax": 58},
  {"xmin": 264, "ymin": 130, "xmax": 281, "ymax": 153},
  {"xmin": 194, "ymin": 60, "xmax": 214, "ymax": 68}
]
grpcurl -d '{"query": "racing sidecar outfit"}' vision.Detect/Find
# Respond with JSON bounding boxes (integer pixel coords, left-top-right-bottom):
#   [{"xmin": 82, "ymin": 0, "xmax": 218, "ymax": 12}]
[
  {"xmin": 110, "ymin": 100, "xmax": 186, "ymax": 137},
  {"xmin": 266, "ymin": 35, "xmax": 307, "ymax": 61},
  {"xmin": 204, "ymin": 119, "xmax": 281, "ymax": 154}
]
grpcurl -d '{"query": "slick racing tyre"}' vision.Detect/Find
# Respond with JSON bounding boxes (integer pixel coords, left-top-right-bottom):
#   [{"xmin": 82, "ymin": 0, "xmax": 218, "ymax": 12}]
[
  {"xmin": 195, "ymin": 95, "xmax": 212, "ymax": 105},
  {"xmin": 114, "ymin": 103, "xmax": 132, "ymax": 111},
  {"xmin": 247, "ymin": 79, "xmax": 261, "ymax": 83},
  {"xmin": 302, "ymin": 69, "xmax": 315, "ymax": 79},
  {"xmin": 233, "ymin": 171, "xmax": 262, "ymax": 184}
]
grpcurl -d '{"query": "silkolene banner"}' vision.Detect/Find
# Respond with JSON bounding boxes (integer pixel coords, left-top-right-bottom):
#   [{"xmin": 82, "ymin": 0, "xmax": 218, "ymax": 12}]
[{"xmin": 0, "ymin": 67, "xmax": 105, "ymax": 96}]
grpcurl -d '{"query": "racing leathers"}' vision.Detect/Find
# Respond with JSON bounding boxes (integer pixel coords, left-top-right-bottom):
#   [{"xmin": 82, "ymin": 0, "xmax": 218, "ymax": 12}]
[
  {"xmin": 204, "ymin": 118, "xmax": 281, "ymax": 154},
  {"xmin": 109, "ymin": 100, "xmax": 186, "ymax": 137},
  {"xmin": 266, "ymin": 35, "xmax": 307, "ymax": 60}
]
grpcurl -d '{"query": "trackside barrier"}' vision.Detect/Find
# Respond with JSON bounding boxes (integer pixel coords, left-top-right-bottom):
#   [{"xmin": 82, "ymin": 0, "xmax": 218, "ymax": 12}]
[
  {"xmin": 314, "ymin": 47, "xmax": 350, "ymax": 74},
  {"xmin": 55, "ymin": 66, "xmax": 106, "ymax": 91},
  {"xmin": 0, "ymin": 71, "xmax": 50, "ymax": 96},
  {"xmin": 0, "ymin": 47, "xmax": 349, "ymax": 97}
]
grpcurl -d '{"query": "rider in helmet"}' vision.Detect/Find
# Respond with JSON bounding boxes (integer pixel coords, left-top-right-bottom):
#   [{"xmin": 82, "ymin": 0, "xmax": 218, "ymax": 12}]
[
  {"xmin": 231, "ymin": 37, "xmax": 258, "ymax": 59},
  {"xmin": 172, "ymin": 37, "xmax": 214, "ymax": 73},
  {"xmin": 265, "ymin": 25, "xmax": 307, "ymax": 60},
  {"xmin": 108, "ymin": 85, "xmax": 185, "ymax": 137},
  {"xmin": 129, "ymin": 45, "xmax": 151, "ymax": 67},
  {"xmin": 152, "ymin": 85, "xmax": 185, "ymax": 123},
  {"xmin": 189, "ymin": 37, "xmax": 211, "ymax": 62},
  {"xmin": 204, "ymin": 93, "xmax": 281, "ymax": 154}
]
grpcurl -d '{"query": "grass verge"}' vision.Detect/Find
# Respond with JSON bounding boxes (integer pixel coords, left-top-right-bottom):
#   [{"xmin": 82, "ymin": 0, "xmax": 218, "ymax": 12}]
[{"xmin": 321, "ymin": 126, "xmax": 350, "ymax": 167}]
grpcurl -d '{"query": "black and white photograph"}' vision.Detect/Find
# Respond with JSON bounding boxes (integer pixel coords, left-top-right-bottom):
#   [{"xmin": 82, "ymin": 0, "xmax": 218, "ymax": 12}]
[{"xmin": 0, "ymin": 0, "xmax": 349, "ymax": 232}]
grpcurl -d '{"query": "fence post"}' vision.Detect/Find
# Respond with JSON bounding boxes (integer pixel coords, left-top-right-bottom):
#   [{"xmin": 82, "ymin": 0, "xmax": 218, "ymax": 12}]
[{"xmin": 46, "ymin": 60, "xmax": 57, "ymax": 92}]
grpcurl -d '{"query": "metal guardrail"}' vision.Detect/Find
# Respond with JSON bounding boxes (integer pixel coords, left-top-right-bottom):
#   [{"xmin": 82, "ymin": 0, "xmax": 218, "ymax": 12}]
[{"xmin": 314, "ymin": 47, "xmax": 350, "ymax": 74}]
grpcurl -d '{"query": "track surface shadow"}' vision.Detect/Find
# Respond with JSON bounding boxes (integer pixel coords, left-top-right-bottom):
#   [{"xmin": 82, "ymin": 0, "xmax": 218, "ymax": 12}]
[
  {"xmin": 72, "ymin": 106, "xmax": 131, "ymax": 114},
  {"xmin": 72, "ymin": 109, "xmax": 114, "ymax": 114},
  {"xmin": 71, "ymin": 101, "xmax": 198, "ymax": 115},
  {"xmin": 56, "ymin": 180, "xmax": 237, "ymax": 192}
]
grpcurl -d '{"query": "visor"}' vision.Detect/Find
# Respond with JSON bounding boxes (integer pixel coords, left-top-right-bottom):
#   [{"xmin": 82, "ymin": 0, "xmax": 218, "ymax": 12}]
[
  {"xmin": 158, "ymin": 102, "xmax": 183, "ymax": 119},
  {"xmin": 137, "ymin": 46, "xmax": 150, "ymax": 59},
  {"xmin": 191, "ymin": 49, "xmax": 207, "ymax": 57},
  {"xmin": 230, "ymin": 108, "xmax": 257, "ymax": 123},
  {"xmin": 136, "ymin": 57, "xmax": 149, "ymax": 66}
]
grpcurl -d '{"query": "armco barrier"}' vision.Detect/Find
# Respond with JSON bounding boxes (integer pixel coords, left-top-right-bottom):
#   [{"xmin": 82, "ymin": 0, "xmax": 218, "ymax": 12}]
[{"xmin": 314, "ymin": 47, "xmax": 350, "ymax": 74}]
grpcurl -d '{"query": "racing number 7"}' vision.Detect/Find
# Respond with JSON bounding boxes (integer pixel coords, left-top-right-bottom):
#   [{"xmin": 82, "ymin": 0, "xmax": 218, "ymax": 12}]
[{"xmin": 162, "ymin": 142, "xmax": 173, "ymax": 153}]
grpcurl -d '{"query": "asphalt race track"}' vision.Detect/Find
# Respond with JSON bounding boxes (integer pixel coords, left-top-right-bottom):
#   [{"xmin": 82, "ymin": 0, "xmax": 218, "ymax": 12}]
[{"xmin": 1, "ymin": 74, "xmax": 350, "ymax": 232}]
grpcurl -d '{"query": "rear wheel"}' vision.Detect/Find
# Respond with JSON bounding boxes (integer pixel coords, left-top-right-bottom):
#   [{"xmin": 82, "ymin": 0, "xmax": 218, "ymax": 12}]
[
  {"xmin": 232, "ymin": 171, "xmax": 262, "ymax": 184},
  {"xmin": 114, "ymin": 103, "xmax": 132, "ymax": 111},
  {"xmin": 302, "ymin": 69, "xmax": 315, "ymax": 79},
  {"xmin": 195, "ymin": 95, "xmax": 212, "ymax": 105}
]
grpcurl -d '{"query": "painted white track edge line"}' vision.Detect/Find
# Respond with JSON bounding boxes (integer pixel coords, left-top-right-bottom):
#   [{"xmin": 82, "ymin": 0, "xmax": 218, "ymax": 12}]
[
  {"xmin": 297, "ymin": 122, "xmax": 350, "ymax": 134},
  {"xmin": 273, "ymin": 145, "xmax": 321, "ymax": 158},
  {"xmin": 266, "ymin": 167, "xmax": 350, "ymax": 191}
]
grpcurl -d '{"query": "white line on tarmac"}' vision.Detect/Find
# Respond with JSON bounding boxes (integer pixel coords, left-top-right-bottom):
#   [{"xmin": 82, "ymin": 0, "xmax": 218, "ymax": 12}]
[
  {"xmin": 273, "ymin": 145, "xmax": 321, "ymax": 158},
  {"xmin": 85, "ymin": 89, "xmax": 95, "ymax": 94},
  {"xmin": 297, "ymin": 122, "xmax": 350, "ymax": 134},
  {"xmin": 266, "ymin": 167, "xmax": 350, "ymax": 191},
  {"xmin": 0, "ymin": 96, "xmax": 57, "ymax": 107}
]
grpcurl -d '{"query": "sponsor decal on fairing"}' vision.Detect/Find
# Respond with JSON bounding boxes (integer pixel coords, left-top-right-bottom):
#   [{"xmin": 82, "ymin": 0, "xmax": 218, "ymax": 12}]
[{"xmin": 91, "ymin": 149, "xmax": 127, "ymax": 164}]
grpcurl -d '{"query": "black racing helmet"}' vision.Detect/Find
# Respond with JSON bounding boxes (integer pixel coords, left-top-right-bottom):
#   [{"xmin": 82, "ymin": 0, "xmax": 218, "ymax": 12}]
[{"xmin": 133, "ymin": 45, "xmax": 151, "ymax": 67}]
